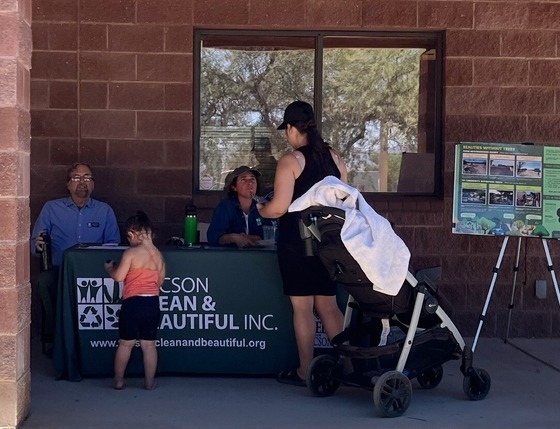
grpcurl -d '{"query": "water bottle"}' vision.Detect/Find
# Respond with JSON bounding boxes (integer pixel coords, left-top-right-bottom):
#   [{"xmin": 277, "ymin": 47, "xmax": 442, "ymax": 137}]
[
  {"xmin": 39, "ymin": 231, "xmax": 53, "ymax": 271},
  {"xmin": 184, "ymin": 204, "xmax": 198, "ymax": 246}
]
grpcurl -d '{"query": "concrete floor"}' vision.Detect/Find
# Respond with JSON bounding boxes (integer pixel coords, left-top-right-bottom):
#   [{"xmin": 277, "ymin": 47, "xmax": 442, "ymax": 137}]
[{"xmin": 20, "ymin": 337, "xmax": 560, "ymax": 429}]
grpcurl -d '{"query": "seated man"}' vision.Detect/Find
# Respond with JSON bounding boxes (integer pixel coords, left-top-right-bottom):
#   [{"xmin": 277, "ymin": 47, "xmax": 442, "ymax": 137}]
[
  {"xmin": 31, "ymin": 162, "xmax": 121, "ymax": 353},
  {"xmin": 207, "ymin": 166, "xmax": 275, "ymax": 247}
]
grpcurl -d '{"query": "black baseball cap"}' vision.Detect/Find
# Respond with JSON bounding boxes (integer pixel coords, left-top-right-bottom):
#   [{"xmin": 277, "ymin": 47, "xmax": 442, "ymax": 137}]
[{"xmin": 277, "ymin": 101, "xmax": 316, "ymax": 130}]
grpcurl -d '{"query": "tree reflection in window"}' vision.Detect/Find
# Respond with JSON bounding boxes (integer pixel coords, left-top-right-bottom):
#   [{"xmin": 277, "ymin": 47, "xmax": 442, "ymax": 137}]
[{"xmin": 194, "ymin": 31, "xmax": 442, "ymax": 195}]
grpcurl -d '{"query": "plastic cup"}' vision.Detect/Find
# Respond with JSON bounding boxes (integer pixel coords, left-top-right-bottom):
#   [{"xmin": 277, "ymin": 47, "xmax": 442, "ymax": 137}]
[{"xmin": 262, "ymin": 226, "xmax": 276, "ymax": 241}]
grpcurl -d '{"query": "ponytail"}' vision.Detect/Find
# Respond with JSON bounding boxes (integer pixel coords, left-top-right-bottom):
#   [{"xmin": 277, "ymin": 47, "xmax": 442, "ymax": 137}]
[{"xmin": 291, "ymin": 121, "xmax": 339, "ymax": 177}]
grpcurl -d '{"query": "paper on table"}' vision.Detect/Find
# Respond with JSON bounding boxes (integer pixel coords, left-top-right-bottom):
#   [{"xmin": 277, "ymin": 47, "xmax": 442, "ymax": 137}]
[
  {"xmin": 256, "ymin": 239, "xmax": 276, "ymax": 248},
  {"xmin": 84, "ymin": 245, "xmax": 129, "ymax": 250}
]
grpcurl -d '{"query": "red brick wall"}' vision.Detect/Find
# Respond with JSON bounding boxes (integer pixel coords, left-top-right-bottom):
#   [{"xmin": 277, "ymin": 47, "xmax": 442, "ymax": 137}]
[{"xmin": 30, "ymin": 0, "xmax": 560, "ymax": 337}]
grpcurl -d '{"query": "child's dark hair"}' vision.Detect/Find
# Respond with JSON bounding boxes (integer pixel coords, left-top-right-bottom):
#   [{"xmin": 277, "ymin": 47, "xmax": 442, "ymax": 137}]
[{"xmin": 124, "ymin": 210, "xmax": 154, "ymax": 234}]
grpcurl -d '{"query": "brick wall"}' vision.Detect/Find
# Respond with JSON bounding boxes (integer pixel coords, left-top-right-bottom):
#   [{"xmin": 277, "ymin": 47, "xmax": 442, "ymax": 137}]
[
  {"xmin": 29, "ymin": 0, "xmax": 560, "ymax": 337},
  {"xmin": 1, "ymin": 0, "xmax": 32, "ymax": 427}
]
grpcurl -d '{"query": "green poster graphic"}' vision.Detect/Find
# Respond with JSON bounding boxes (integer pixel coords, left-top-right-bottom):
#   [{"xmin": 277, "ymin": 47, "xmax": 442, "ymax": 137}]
[{"xmin": 453, "ymin": 142, "xmax": 560, "ymax": 238}]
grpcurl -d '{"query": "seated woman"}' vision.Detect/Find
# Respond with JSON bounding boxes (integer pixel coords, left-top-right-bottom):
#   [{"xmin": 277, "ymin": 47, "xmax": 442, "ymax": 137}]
[{"xmin": 207, "ymin": 166, "xmax": 274, "ymax": 247}]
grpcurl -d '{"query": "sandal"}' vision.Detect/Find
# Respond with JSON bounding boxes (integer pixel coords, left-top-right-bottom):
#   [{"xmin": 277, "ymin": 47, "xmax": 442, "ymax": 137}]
[{"xmin": 277, "ymin": 368, "xmax": 306, "ymax": 387}]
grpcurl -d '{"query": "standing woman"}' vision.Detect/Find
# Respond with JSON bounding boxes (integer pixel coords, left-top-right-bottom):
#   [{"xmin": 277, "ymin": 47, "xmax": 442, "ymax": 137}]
[{"xmin": 257, "ymin": 100, "xmax": 347, "ymax": 386}]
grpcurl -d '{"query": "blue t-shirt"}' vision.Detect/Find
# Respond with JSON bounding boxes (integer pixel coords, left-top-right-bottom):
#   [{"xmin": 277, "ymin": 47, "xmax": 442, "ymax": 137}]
[
  {"xmin": 31, "ymin": 197, "xmax": 121, "ymax": 266},
  {"xmin": 207, "ymin": 197, "xmax": 273, "ymax": 246}
]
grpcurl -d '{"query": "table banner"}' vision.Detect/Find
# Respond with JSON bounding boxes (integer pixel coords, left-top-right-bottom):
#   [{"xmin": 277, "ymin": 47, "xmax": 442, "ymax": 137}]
[{"xmin": 54, "ymin": 246, "xmax": 301, "ymax": 380}]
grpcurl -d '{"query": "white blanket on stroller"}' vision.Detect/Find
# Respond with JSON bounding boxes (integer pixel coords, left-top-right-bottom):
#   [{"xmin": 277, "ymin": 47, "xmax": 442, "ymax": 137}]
[{"xmin": 289, "ymin": 176, "xmax": 411, "ymax": 296}]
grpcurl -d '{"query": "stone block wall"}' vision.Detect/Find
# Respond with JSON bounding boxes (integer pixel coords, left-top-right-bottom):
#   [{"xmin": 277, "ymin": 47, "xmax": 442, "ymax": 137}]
[
  {"xmin": 0, "ymin": 0, "xmax": 32, "ymax": 427},
  {"xmin": 28, "ymin": 0, "xmax": 560, "ymax": 341}
]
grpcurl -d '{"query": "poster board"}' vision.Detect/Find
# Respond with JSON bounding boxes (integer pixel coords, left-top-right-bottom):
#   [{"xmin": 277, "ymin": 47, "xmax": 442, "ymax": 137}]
[{"xmin": 452, "ymin": 142, "xmax": 560, "ymax": 238}]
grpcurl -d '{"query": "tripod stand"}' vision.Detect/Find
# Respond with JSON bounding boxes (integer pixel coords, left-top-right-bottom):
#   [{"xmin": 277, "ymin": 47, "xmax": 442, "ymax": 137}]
[{"xmin": 471, "ymin": 236, "xmax": 560, "ymax": 353}]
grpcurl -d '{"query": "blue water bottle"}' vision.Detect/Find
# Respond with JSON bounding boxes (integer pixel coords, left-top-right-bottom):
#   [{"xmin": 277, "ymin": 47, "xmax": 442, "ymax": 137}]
[{"xmin": 184, "ymin": 204, "xmax": 198, "ymax": 246}]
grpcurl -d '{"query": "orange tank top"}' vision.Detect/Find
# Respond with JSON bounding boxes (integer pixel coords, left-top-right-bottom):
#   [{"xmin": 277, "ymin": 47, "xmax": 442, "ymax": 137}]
[{"xmin": 123, "ymin": 268, "xmax": 160, "ymax": 299}]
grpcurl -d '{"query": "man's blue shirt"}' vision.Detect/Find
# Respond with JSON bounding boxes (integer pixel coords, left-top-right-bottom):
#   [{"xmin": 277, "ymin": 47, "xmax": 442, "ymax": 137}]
[
  {"xmin": 31, "ymin": 197, "xmax": 121, "ymax": 265},
  {"xmin": 207, "ymin": 197, "xmax": 273, "ymax": 246}
]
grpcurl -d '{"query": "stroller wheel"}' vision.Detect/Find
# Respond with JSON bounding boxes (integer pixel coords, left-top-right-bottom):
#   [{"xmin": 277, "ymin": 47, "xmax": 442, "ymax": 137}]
[
  {"xmin": 416, "ymin": 365, "xmax": 443, "ymax": 389},
  {"xmin": 372, "ymin": 371, "xmax": 412, "ymax": 418},
  {"xmin": 306, "ymin": 355, "xmax": 341, "ymax": 397},
  {"xmin": 463, "ymin": 367, "xmax": 491, "ymax": 401}
]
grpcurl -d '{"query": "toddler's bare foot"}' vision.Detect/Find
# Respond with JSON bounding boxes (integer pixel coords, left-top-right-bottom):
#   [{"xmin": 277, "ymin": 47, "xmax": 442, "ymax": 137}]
[
  {"xmin": 113, "ymin": 379, "xmax": 125, "ymax": 390},
  {"xmin": 144, "ymin": 380, "xmax": 157, "ymax": 390}
]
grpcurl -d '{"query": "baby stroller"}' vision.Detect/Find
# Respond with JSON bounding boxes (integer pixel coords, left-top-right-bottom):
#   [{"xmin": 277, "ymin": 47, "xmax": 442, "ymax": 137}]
[{"xmin": 299, "ymin": 206, "xmax": 491, "ymax": 417}]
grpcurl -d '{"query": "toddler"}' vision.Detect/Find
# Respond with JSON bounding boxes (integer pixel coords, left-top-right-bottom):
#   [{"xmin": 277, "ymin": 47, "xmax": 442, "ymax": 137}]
[{"xmin": 105, "ymin": 211, "xmax": 165, "ymax": 390}]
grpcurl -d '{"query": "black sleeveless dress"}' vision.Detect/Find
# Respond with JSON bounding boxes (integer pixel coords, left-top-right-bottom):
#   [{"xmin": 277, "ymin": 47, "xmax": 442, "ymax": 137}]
[{"xmin": 277, "ymin": 145, "xmax": 341, "ymax": 296}]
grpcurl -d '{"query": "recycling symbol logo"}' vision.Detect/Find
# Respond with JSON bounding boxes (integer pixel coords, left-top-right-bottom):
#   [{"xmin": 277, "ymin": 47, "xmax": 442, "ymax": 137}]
[{"xmin": 79, "ymin": 305, "xmax": 103, "ymax": 329}]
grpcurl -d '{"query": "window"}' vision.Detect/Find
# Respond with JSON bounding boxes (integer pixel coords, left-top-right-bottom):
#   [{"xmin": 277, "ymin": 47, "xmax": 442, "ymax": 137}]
[{"xmin": 194, "ymin": 30, "xmax": 442, "ymax": 195}]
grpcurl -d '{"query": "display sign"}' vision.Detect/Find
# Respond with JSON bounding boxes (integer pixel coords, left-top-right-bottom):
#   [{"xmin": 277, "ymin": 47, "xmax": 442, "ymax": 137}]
[{"xmin": 453, "ymin": 142, "xmax": 560, "ymax": 238}]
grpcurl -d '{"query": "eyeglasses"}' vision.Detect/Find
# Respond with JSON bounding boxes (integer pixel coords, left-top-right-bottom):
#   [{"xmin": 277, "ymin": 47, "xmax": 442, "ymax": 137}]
[{"xmin": 70, "ymin": 174, "xmax": 94, "ymax": 182}]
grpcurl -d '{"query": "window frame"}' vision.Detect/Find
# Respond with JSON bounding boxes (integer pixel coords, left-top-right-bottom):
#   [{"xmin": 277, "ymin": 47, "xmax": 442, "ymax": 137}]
[{"xmin": 193, "ymin": 29, "xmax": 444, "ymax": 197}]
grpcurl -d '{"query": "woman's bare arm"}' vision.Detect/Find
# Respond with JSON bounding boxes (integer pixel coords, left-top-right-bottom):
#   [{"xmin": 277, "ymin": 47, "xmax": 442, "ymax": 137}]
[{"xmin": 257, "ymin": 153, "xmax": 300, "ymax": 219}]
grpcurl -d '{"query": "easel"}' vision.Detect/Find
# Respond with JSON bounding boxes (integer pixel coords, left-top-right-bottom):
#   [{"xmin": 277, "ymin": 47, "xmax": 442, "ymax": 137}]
[{"xmin": 471, "ymin": 236, "xmax": 560, "ymax": 354}]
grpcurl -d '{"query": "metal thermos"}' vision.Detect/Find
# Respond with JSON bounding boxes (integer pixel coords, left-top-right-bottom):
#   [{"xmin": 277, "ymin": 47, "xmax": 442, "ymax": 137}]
[
  {"xmin": 184, "ymin": 204, "xmax": 198, "ymax": 246},
  {"xmin": 39, "ymin": 231, "xmax": 53, "ymax": 271}
]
